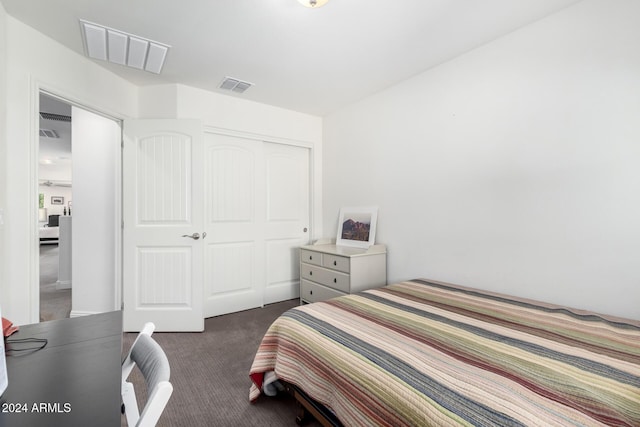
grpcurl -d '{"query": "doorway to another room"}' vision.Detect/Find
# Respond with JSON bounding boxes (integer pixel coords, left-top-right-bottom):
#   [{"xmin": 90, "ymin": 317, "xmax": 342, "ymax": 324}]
[
  {"xmin": 38, "ymin": 93, "xmax": 73, "ymax": 321},
  {"xmin": 37, "ymin": 91, "xmax": 122, "ymax": 322}
]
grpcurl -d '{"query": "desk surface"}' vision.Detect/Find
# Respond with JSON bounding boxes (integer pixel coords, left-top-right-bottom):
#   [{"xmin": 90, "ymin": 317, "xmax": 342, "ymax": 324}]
[{"xmin": 0, "ymin": 311, "xmax": 123, "ymax": 427}]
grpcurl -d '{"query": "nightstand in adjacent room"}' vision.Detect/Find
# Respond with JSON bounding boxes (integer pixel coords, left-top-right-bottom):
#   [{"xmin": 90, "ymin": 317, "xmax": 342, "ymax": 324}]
[{"xmin": 299, "ymin": 243, "xmax": 387, "ymax": 304}]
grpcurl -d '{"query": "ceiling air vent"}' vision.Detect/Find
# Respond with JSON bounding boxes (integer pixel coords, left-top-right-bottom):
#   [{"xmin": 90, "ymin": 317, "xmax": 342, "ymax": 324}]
[
  {"xmin": 40, "ymin": 112, "xmax": 71, "ymax": 122},
  {"xmin": 80, "ymin": 19, "xmax": 170, "ymax": 74},
  {"xmin": 39, "ymin": 129, "xmax": 60, "ymax": 138},
  {"xmin": 218, "ymin": 77, "xmax": 253, "ymax": 94}
]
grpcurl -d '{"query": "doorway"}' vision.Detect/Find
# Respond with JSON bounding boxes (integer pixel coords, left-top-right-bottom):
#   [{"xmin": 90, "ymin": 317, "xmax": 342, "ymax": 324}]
[
  {"xmin": 37, "ymin": 91, "xmax": 122, "ymax": 322},
  {"xmin": 38, "ymin": 93, "xmax": 72, "ymax": 321}
]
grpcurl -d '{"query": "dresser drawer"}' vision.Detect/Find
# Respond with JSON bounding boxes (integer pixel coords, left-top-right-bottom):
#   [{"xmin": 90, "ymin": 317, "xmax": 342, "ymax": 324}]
[
  {"xmin": 300, "ymin": 249, "xmax": 322, "ymax": 266},
  {"xmin": 301, "ymin": 279, "xmax": 345, "ymax": 303},
  {"xmin": 322, "ymin": 254, "xmax": 350, "ymax": 273},
  {"xmin": 301, "ymin": 265, "xmax": 350, "ymax": 293}
]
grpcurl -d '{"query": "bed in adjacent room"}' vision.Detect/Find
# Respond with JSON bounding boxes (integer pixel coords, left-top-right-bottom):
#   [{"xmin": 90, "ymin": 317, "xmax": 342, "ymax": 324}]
[
  {"xmin": 250, "ymin": 279, "xmax": 640, "ymax": 426},
  {"xmin": 39, "ymin": 214, "xmax": 61, "ymax": 245},
  {"xmin": 39, "ymin": 224, "xmax": 59, "ymax": 244}
]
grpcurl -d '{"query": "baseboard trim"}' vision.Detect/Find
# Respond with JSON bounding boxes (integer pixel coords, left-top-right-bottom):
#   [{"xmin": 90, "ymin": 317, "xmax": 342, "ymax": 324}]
[
  {"xmin": 69, "ymin": 310, "xmax": 100, "ymax": 318},
  {"xmin": 56, "ymin": 280, "xmax": 72, "ymax": 290}
]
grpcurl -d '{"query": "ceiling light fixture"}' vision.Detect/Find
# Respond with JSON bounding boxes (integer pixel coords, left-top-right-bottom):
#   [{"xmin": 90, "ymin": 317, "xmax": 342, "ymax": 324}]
[
  {"xmin": 79, "ymin": 20, "xmax": 170, "ymax": 74},
  {"xmin": 297, "ymin": 0, "xmax": 329, "ymax": 8}
]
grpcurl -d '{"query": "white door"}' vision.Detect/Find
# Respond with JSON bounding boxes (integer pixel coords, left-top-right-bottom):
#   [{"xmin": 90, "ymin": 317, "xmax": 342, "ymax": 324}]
[
  {"xmin": 263, "ymin": 143, "xmax": 310, "ymax": 304},
  {"xmin": 202, "ymin": 134, "xmax": 310, "ymax": 317},
  {"xmin": 123, "ymin": 119, "xmax": 204, "ymax": 332}
]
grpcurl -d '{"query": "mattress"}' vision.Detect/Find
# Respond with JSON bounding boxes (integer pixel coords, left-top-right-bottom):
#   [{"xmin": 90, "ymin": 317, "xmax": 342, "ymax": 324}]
[
  {"xmin": 250, "ymin": 279, "xmax": 640, "ymax": 426},
  {"xmin": 39, "ymin": 226, "xmax": 59, "ymax": 240}
]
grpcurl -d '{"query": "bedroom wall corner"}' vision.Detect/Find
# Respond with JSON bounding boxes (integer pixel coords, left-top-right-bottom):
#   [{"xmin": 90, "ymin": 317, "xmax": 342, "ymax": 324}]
[{"xmin": 322, "ymin": 0, "xmax": 640, "ymax": 320}]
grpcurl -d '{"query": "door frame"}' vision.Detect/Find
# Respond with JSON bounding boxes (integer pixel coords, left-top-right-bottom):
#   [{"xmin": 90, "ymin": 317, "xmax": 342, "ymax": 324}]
[{"xmin": 30, "ymin": 82, "xmax": 124, "ymax": 323}]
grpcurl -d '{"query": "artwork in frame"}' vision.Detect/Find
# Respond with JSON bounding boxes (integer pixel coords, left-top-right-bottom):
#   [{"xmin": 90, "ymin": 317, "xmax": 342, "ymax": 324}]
[
  {"xmin": 336, "ymin": 207, "xmax": 378, "ymax": 248},
  {"xmin": 51, "ymin": 196, "xmax": 64, "ymax": 205}
]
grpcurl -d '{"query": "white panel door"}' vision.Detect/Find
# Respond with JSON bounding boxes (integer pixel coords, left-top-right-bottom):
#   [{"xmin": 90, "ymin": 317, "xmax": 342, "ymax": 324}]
[
  {"xmin": 263, "ymin": 143, "xmax": 310, "ymax": 304},
  {"xmin": 123, "ymin": 119, "xmax": 204, "ymax": 332},
  {"xmin": 203, "ymin": 134, "xmax": 264, "ymax": 317},
  {"xmin": 202, "ymin": 134, "xmax": 310, "ymax": 317}
]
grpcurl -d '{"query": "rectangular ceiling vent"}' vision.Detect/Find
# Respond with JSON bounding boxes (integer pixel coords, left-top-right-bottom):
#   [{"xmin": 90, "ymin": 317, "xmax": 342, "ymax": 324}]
[
  {"xmin": 39, "ymin": 129, "xmax": 60, "ymax": 139},
  {"xmin": 80, "ymin": 19, "xmax": 170, "ymax": 74},
  {"xmin": 218, "ymin": 77, "xmax": 253, "ymax": 94},
  {"xmin": 40, "ymin": 112, "xmax": 71, "ymax": 122}
]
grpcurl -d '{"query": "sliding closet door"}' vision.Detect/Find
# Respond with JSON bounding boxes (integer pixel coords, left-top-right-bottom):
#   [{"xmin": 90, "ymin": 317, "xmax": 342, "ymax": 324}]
[
  {"xmin": 203, "ymin": 133, "xmax": 264, "ymax": 317},
  {"xmin": 202, "ymin": 133, "xmax": 310, "ymax": 318},
  {"xmin": 263, "ymin": 143, "xmax": 310, "ymax": 304}
]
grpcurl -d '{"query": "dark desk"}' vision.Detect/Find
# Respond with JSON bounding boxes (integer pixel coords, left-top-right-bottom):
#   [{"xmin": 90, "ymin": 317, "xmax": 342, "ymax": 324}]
[{"xmin": 0, "ymin": 311, "xmax": 122, "ymax": 427}]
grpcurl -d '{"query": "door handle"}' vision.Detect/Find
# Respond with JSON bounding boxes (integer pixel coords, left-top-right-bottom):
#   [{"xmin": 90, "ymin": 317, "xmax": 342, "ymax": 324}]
[{"xmin": 182, "ymin": 232, "xmax": 200, "ymax": 240}]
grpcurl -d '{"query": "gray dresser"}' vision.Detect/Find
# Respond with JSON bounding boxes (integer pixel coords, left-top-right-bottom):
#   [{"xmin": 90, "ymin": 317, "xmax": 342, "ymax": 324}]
[{"xmin": 299, "ymin": 243, "xmax": 387, "ymax": 304}]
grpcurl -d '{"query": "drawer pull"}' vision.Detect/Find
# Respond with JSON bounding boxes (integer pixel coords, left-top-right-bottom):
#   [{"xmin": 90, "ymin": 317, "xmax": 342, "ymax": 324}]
[
  {"xmin": 333, "ymin": 260, "xmax": 337, "ymax": 266},
  {"xmin": 310, "ymin": 290, "xmax": 313, "ymax": 295},
  {"xmin": 333, "ymin": 278, "xmax": 337, "ymax": 283},
  {"xmin": 309, "ymin": 255, "xmax": 313, "ymax": 260},
  {"xmin": 309, "ymin": 271, "xmax": 313, "ymax": 276}
]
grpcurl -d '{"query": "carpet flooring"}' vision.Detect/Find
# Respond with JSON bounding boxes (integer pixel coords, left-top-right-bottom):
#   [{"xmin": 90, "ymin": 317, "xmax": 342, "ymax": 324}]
[
  {"xmin": 122, "ymin": 299, "xmax": 322, "ymax": 427},
  {"xmin": 39, "ymin": 245, "xmax": 318, "ymax": 425},
  {"xmin": 39, "ymin": 244, "xmax": 72, "ymax": 321}
]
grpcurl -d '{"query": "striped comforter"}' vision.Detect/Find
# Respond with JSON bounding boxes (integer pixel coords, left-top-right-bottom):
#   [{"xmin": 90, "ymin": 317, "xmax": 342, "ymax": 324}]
[{"xmin": 249, "ymin": 279, "xmax": 640, "ymax": 426}]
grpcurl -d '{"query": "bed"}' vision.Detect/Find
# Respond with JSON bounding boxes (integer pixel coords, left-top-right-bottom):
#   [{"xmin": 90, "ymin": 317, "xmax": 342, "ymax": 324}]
[{"xmin": 249, "ymin": 279, "xmax": 640, "ymax": 426}]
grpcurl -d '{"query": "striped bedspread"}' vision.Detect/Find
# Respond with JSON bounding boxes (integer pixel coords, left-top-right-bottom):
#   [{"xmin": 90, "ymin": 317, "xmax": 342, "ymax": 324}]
[{"xmin": 249, "ymin": 279, "xmax": 640, "ymax": 426}]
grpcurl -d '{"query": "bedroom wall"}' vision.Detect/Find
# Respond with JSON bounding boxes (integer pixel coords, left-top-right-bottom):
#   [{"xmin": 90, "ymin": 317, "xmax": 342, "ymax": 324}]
[
  {"xmin": 322, "ymin": 0, "xmax": 640, "ymax": 320},
  {"xmin": 3, "ymin": 15, "xmax": 138, "ymax": 324},
  {"xmin": 0, "ymin": 3, "xmax": 7, "ymax": 313},
  {"xmin": 2, "ymin": 15, "xmax": 324, "ymax": 325}
]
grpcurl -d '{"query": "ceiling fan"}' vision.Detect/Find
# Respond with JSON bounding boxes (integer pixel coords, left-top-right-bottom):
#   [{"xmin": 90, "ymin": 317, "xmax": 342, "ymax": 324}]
[{"xmin": 40, "ymin": 180, "xmax": 72, "ymax": 188}]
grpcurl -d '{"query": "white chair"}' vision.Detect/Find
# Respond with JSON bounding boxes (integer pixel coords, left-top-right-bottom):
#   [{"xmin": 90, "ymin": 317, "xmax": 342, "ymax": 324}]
[{"xmin": 121, "ymin": 322, "xmax": 173, "ymax": 427}]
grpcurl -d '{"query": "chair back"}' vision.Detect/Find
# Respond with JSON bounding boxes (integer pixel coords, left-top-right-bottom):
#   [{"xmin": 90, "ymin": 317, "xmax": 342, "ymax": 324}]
[{"xmin": 122, "ymin": 323, "xmax": 173, "ymax": 427}]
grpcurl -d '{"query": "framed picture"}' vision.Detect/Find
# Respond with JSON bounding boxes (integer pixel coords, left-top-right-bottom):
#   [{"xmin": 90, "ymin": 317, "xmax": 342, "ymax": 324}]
[
  {"xmin": 51, "ymin": 196, "xmax": 64, "ymax": 205},
  {"xmin": 336, "ymin": 207, "xmax": 378, "ymax": 248}
]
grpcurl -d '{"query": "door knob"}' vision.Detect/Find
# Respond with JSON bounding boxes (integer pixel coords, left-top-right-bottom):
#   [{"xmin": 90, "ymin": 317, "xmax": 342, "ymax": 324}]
[{"xmin": 182, "ymin": 232, "xmax": 200, "ymax": 240}]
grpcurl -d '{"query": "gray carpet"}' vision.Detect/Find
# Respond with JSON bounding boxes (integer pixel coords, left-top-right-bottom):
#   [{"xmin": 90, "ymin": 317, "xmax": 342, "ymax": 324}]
[
  {"xmin": 122, "ymin": 300, "xmax": 322, "ymax": 427},
  {"xmin": 39, "ymin": 244, "xmax": 72, "ymax": 321}
]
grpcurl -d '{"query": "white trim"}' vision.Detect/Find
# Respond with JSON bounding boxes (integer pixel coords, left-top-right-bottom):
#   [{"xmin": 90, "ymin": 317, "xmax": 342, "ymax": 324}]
[
  {"xmin": 203, "ymin": 125, "xmax": 314, "ymax": 149},
  {"xmin": 29, "ymin": 78, "xmax": 40, "ymax": 323},
  {"xmin": 69, "ymin": 310, "xmax": 100, "ymax": 318},
  {"xmin": 56, "ymin": 280, "xmax": 72, "ymax": 289}
]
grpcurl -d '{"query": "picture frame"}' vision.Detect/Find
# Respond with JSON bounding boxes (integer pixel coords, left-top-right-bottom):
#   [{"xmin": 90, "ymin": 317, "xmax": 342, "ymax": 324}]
[
  {"xmin": 51, "ymin": 196, "xmax": 64, "ymax": 205},
  {"xmin": 336, "ymin": 207, "xmax": 378, "ymax": 248}
]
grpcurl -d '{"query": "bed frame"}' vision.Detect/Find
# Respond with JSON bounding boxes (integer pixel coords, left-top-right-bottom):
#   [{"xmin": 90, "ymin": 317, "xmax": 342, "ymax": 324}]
[{"xmin": 284, "ymin": 382, "xmax": 342, "ymax": 427}]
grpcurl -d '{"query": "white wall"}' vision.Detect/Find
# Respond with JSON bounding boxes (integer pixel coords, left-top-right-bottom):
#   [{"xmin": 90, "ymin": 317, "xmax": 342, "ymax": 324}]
[
  {"xmin": 1, "ymin": 16, "xmax": 323, "ymax": 325},
  {"xmin": 2, "ymin": 16, "xmax": 138, "ymax": 324},
  {"xmin": 0, "ymin": 4, "xmax": 7, "ymax": 310},
  {"xmin": 38, "ymin": 185, "xmax": 73, "ymax": 221},
  {"xmin": 71, "ymin": 106, "xmax": 120, "ymax": 316},
  {"xmin": 323, "ymin": 0, "xmax": 640, "ymax": 320}
]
